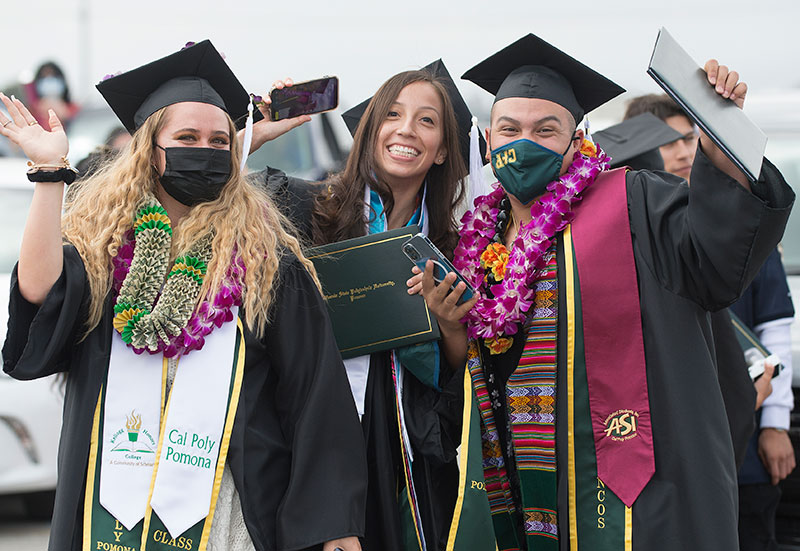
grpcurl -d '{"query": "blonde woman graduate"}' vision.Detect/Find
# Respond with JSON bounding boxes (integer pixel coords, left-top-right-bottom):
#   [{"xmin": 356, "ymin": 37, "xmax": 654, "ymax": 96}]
[{"xmin": 1, "ymin": 41, "xmax": 365, "ymax": 551}]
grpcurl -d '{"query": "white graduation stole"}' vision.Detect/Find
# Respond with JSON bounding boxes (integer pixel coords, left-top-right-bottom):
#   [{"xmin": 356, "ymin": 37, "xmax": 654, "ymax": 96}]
[
  {"xmin": 149, "ymin": 315, "xmax": 240, "ymax": 537},
  {"xmin": 99, "ymin": 337, "xmax": 164, "ymax": 530},
  {"xmin": 87, "ymin": 307, "xmax": 243, "ymax": 550}
]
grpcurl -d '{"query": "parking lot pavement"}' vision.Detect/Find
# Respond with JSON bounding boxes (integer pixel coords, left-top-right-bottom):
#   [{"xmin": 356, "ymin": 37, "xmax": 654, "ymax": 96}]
[{"xmin": 0, "ymin": 496, "xmax": 50, "ymax": 550}]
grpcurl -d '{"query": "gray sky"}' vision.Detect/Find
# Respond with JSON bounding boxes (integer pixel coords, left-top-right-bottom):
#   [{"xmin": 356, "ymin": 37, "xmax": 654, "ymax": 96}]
[{"xmin": 3, "ymin": 0, "xmax": 796, "ymax": 122}]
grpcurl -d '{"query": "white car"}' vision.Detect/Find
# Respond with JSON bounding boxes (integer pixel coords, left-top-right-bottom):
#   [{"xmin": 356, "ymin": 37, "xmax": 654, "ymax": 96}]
[{"xmin": 0, "ymin": 158, "xmax": 63, "ymax": 518}]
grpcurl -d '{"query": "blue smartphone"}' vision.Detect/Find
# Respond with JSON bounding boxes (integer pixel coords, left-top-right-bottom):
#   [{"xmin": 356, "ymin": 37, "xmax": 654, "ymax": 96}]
[{"xmin": 402, "ymin": 233, "xmax": 475, "ymax": 305}]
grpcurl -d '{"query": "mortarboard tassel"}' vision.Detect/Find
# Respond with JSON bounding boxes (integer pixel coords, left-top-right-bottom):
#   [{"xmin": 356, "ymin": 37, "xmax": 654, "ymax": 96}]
[
  {"xmin": 583, "ymin": 117, "xmax": 594, "ymax": 144},
  {"xmin": 467, "ymin": 116, "xmax": 486, "ymax": 208},
  {"xmin": 240, "ymin": 100, "xmax": 254, "ymax": 171}
]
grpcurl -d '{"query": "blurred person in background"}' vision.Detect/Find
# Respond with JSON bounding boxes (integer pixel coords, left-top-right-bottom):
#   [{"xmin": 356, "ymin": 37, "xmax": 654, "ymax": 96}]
[
  {"xmin": 730, "ymin": 253, "xmax": 796, "ymax": 551},
  {"xmin": 624, "ymin": 93, "xmax": 698, "ymax": 182},
  {"xmin": 75, "ymin": 126, "xmax": 132, "ymax": 179},
  {"xmin": 1, "ymin": 61, "xmax": 81, "ymax": 155},
  {"xmin": 22, "ymin": 61, "xmax": 80, "ymax": 130}
]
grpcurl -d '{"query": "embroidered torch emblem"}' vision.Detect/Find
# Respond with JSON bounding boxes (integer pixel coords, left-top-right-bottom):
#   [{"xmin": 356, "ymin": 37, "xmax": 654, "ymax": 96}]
[{"xmin": 126, "ymin": 410, "xmax": 142, "ymax": 443}]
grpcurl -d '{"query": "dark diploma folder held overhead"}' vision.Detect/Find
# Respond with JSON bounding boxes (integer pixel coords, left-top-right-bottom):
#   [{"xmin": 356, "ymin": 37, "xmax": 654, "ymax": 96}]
[
  {"xmin": 307, "ymin": 225, "xmax": 440, "ymax": 359},
  {"xmin": 647, "ymin": 27, "xmax": 767, "ymax": 182}
]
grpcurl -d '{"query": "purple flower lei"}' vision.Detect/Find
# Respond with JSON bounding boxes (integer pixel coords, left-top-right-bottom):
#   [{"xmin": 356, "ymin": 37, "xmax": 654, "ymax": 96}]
[
  {"xmin": 112, "ymin": 230, "xmax": 245, "ymax": 357},
  {"xmin": 453, "ymin": 145, "xmax": 610, "ymax": 341}
]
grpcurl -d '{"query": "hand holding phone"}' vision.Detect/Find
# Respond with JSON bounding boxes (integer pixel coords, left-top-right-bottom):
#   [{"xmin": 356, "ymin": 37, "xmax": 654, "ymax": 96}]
[
  {"xmin": 747, "ymin": 351, "xmax": 782, "ymax": 381},
  {"xmin": 402, "ymin": 234, "xmax": 475, "ymax": 306},
  {"xmin": 270, "ymin": 76, "xmax": 339, "ymax": 121}
]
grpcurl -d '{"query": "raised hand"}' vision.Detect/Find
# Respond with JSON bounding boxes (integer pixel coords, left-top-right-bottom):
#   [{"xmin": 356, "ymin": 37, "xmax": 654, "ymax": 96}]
[
  {"xmin": 703, "ymin": 59, "xmax": 748, "ymax": 109},
  {"xmin": 0, "ymin": 93, "xmax": 69, "ymax": 164},
  {"xmin": 238, "ymin": 78, "xmax": 311, "ymax": 155},
  {"xmin": 698, "ymin": 60, "xmax": 750, "ymax": 186}
]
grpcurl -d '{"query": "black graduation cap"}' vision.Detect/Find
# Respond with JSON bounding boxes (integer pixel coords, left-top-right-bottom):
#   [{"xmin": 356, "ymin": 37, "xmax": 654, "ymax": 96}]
[
  {"xmin": 593, "ymin": 113, "xmax": 684, "ymax": 170},
  {"xmin": 462, "ymin": 34, "xmax": 625, "ymax": 124},
  {"xmin": 341, "ymin": 59, "xmax": 487, "ymax": 172},
  {"xmin": 96, "ymin": 40, "xmax": 262, "ymax": 133}
]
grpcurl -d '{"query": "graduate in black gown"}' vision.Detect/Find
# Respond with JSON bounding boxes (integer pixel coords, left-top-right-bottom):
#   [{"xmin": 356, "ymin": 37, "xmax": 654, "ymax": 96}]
[
  {"xmin": 1, "ymin": 41, "xmax": 365, "ymax": 551},
  {"xmin": 410, "ymin": 34, "xmax": 794, "ymax": 551},
  {"xmin": 256, "ymin": 61, "xmax": 482, "ymax": 550}
]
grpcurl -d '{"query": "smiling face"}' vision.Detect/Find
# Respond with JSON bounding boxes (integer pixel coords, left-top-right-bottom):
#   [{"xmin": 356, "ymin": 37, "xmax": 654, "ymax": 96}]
[
  {"xmin": 372, "ymin": 81, "xmax": 447, "ymax": 192},
  {"xmin": 487, "ymin": 97, "xmax": 582, "ymax": 177},
  {"xmin": 153, "ymin": 101, "xmax": 232, "ymax": 174}
]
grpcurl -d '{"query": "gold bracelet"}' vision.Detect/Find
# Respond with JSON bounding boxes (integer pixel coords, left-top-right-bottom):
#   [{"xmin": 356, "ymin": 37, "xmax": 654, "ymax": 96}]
[{"xmin": 26, "ymin": 156, "xmax": 76, "ymax": 174}]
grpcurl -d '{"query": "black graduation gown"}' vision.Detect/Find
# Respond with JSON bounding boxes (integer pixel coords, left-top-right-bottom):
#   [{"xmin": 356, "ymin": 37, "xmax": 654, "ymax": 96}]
[
  {"xmin": 259, "ymin": 168, "xmax": 464, "ymax": 550},
  {"xmin": 488, "ymin": 150, "xmax": 793, "ymax": 551},
  {"xmin": 2, "ymin": 247, "xmax": 367, "ymax": 551},
  {"xmin": 710, "ymin": 308, "xmax": 756, "ymax": 470},
  {"xmin": 360, "ymin": 352, "xmax": 462, "ymax": 551}
]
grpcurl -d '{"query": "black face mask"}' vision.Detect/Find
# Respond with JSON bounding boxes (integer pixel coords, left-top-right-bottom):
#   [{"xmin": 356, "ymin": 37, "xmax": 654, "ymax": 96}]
[{"xmin": 156, "ymin": 146, "xmax": 232, "ymax": 206}]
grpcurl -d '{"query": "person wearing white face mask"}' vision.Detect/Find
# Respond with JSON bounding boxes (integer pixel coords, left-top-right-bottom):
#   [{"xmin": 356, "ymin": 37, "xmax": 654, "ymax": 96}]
[{"xmin": 21, "ymin": 61, "xmax": 80, "ymax": 130}]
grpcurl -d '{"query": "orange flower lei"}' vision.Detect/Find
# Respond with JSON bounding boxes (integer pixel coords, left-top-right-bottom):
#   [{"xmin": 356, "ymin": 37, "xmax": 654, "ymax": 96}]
[
  {"xmin": 485, "ymin": 336, "xmax": 514, "ymax": 355},
  {"xmin": 480, "ymin": 242, "xmax": 510, "ymax": 282}
]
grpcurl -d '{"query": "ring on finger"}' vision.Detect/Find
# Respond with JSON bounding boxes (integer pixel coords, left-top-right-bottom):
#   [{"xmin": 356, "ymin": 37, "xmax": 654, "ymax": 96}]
[
  {"xmin": 28, "ymin": 121, "xmax": 38, "ymax": 126},
  {"xmin": 2, "ymin": 120, "xmax": 11, "ymax": 128}
]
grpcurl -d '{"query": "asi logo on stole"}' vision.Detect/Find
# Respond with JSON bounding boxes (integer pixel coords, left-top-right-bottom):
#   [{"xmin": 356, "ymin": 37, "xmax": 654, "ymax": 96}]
[{"xmin": 603, "ymin": 409, "xmax": 640, "ymax": 442}]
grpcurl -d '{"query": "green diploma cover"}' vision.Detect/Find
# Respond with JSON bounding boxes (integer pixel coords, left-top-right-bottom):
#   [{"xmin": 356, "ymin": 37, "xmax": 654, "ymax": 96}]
[{"xmin": 307, "ymin": 225, "xmax": 440, "ymax": 359}]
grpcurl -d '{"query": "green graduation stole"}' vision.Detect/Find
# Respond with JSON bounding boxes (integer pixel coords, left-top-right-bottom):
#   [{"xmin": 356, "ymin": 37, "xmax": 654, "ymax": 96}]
[
  {"xmin": 83, "ymin": 318, "xmax": 245, "ymax": 551},
  {"xmin": 444, "ymin": 366, "xmax": 498, "ymax": 551}
]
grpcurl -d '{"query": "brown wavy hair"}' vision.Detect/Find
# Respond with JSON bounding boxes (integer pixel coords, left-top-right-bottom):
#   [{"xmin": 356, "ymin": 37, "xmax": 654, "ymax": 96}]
[
  {"xmin": 311, "ymin": 70, "xmax": 466, "ymax": 258},
  {"xmin": 62, "ymin": 104, "xmax": 316, "ymax": 338}
]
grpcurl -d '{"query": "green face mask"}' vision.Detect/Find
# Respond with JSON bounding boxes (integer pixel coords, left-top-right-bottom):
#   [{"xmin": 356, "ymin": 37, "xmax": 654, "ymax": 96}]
[{"xmin": 491, "ymin": 138, "xmax": 566, "ymax": 205}]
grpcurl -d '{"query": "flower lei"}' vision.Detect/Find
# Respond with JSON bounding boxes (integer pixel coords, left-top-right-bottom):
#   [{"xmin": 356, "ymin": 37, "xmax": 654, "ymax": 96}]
[
  {"xmin": 111, "ymin": 197, "xmax": 244, "ymax": 357},
  {"xmin": 453, "ymin": 140, "xmax": 610, "ymax": 354}
]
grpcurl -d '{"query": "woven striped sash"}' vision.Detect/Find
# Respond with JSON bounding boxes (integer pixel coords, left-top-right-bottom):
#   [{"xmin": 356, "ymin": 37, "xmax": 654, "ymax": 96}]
[
  {"xmin": 508, "ymin": 245, "xmax": 558, "ymax": 549},
  {"xmin": 468, "ymin": 244, "xmax": 559, "ymax": 550}
]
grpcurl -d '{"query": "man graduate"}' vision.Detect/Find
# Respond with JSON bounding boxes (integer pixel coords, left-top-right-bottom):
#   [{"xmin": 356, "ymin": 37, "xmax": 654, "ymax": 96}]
[{"xmin": 413, "ymin": 34, "xmax": 794, "ymax": 550}]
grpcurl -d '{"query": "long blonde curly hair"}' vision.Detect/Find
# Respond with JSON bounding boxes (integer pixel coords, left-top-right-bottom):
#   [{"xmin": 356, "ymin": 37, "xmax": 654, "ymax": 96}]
[{"xmin": 62, "ymin": 105, "xmax": 318, "ymax": 338}]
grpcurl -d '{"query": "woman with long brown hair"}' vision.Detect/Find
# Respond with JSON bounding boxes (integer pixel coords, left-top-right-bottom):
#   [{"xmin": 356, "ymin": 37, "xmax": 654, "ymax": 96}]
[
  {"xmin": 262, "ymin": 61, "xmax": 479, "ymax": 551},
  {"xmin": 1, "ymin": 41, "xmax": 365, "ymax": 551}
]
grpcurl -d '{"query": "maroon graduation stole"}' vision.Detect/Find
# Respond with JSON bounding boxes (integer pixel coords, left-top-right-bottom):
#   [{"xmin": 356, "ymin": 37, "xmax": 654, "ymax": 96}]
[{"xmin": 570, "ymin": 167, "xmax": 655, "ymax": 508}]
